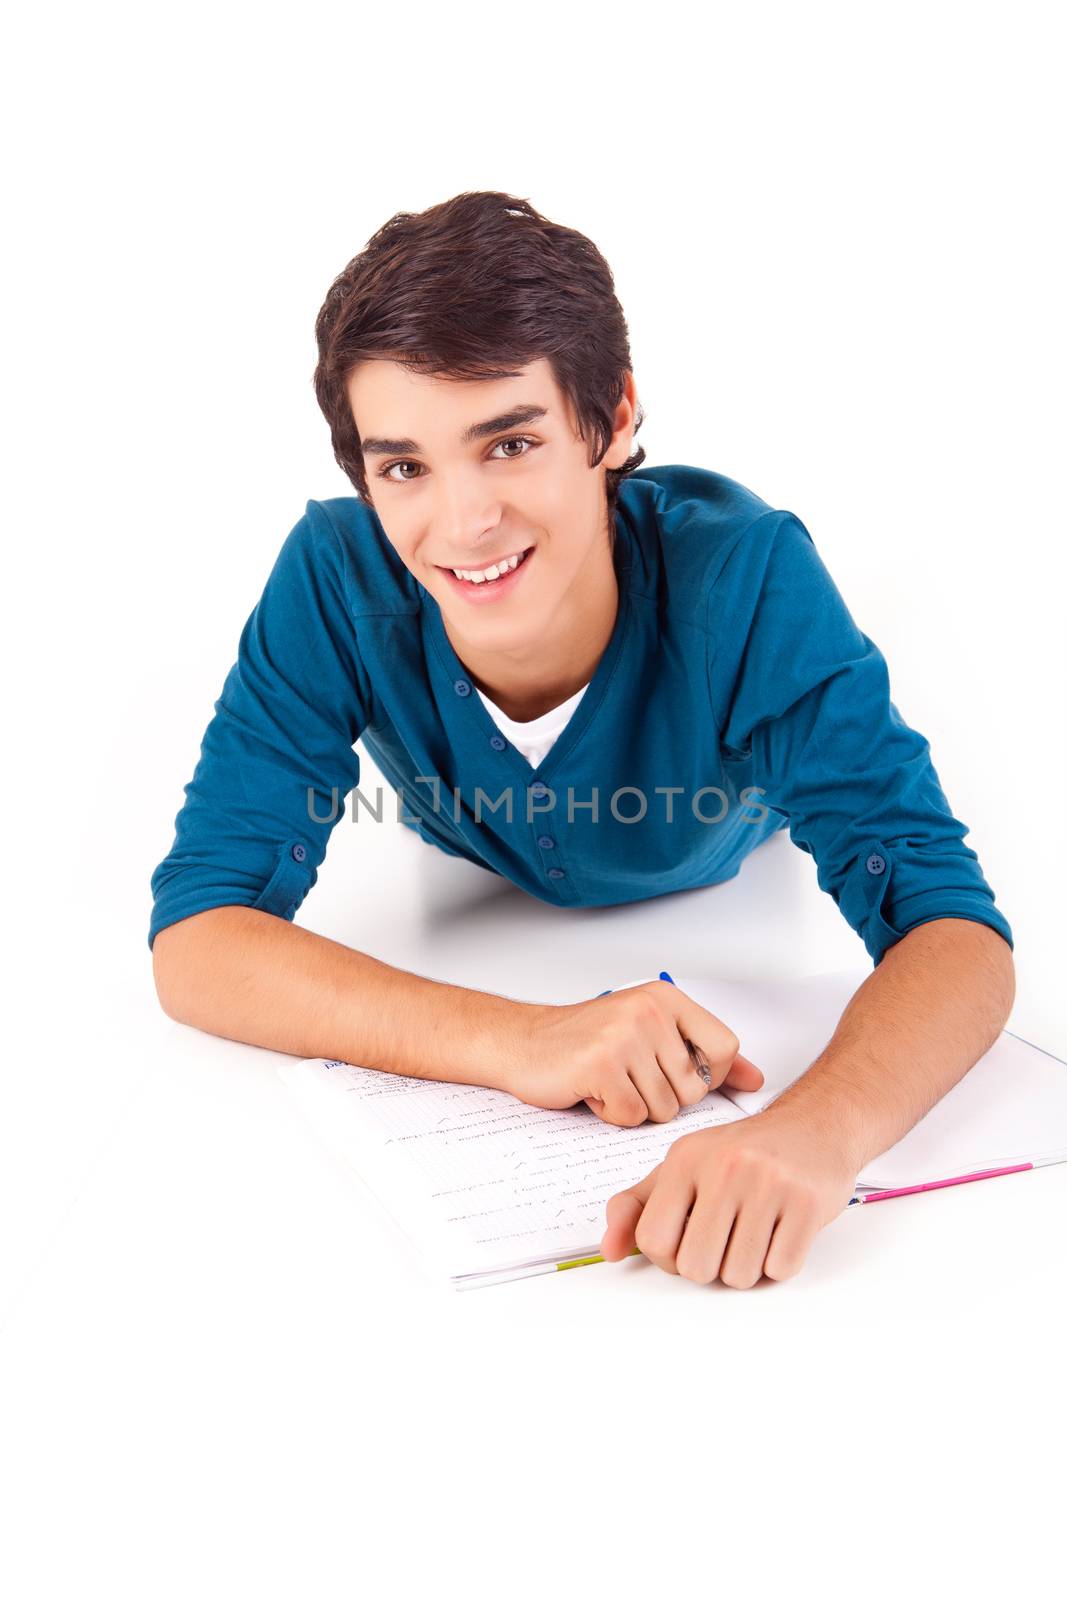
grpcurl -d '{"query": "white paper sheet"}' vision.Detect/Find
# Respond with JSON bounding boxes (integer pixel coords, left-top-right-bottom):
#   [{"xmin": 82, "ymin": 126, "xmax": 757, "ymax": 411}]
[{"xmin": 277, "ymin": 1058, "xmax": 748, "ymax": 1279}]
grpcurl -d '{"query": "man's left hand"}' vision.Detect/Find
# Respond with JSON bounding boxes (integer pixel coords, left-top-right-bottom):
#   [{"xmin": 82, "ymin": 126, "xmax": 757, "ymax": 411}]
[{"xmin": 599, "ymin": 1111, "xmax": 860, "ymax": 1288}]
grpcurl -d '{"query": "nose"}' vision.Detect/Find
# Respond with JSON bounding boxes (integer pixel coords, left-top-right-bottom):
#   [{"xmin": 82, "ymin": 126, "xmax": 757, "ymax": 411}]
[{"xmin": 431, "ymin": 471, "xmax": 503, "ymax": 552}]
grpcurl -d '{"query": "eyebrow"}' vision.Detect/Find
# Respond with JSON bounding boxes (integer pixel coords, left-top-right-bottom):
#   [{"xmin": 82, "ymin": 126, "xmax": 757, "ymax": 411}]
[{"xmin": 359, "ymin": 404, "xmax": 550, "ymax": 457}]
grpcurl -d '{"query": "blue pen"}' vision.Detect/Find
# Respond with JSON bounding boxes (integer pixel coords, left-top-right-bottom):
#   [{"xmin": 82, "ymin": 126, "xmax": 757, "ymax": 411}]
[{"xmin": 595, "ymin": 968, "xmax": 675, "ymax": 997}]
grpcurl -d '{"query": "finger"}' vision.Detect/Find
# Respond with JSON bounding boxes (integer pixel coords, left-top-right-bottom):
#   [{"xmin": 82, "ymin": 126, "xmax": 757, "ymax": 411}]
[
  {"xmin": 649, "ymin": 1033, "xmax": 713, "ymax": 1110},
  {"xmin": 721, "ymin": 1052, "xmax": 766, "ymax": 1092},
  {"xmin": 595, "ymin": 1070, "xmax": 650, "ymax": 1128},
  {"xmin": 663, "ymin": 985, "xmax": 764, "ymax": 1092},
  {"xmin": 600, "ymin": 1193, "xmax": 645, "ymax": 1260},
  {"xmin": 600, "ymin": 1167, "xmax": 660, "ymax": 1259},
  {"xmin": 628, "ymin": 1054, "xmax": 682, "ymax": 1123},
  {"xmin": 627, "ymin": 1167, "xmax": 697, "ymax": 1274},
  {"xmin": 718, "ymin": 1198, "xmax": 780, "ymax": 1289},
  {"xmin": 763, "ymin": 1200, "xmax": 822, "ymax": 1283},
  {"xmin": 674, "ymin": 1184, "xmax": 739, "ymax": 1286}
]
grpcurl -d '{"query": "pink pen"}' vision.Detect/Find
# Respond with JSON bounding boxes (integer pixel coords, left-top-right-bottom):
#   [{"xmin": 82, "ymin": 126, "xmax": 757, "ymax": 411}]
[{"xmin": 847, "ymin": 1150, "xmax": 1067, "ymax": 1206}]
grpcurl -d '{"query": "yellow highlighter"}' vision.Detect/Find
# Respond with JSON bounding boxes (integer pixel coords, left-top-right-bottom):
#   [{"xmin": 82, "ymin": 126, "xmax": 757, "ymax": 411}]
[{"xmin": 555, "ymin": 1246, "xmax": 642, "ymax": 1271}]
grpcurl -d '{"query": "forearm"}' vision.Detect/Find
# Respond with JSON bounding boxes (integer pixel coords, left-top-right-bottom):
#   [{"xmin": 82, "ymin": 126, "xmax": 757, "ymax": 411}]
[
  {"xmin": 151, "ymin": 905, "xmax": 526, "ymax": 1088},
  {"xmin": 761, "ymin": 918, "xmax": 1017, "ymax": 1171}
]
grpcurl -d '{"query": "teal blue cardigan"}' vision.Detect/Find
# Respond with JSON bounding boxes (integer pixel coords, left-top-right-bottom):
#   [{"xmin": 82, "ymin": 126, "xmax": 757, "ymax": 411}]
[{"xmin": 148, "ymin": 465, "xmax": 1013, "ymax": 967}]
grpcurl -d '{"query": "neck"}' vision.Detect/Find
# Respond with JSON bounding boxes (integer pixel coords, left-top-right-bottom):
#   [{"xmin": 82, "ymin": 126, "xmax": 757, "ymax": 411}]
[{"xmin": 444, "ymin": 535, "xmax": 619, "ymax": 724}]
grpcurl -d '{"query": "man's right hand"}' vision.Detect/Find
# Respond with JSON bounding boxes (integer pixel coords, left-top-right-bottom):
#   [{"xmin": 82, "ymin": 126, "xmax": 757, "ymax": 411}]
[{"xmin": 509, "ymin": 979, "xmax": 765, "ymax": 1127}]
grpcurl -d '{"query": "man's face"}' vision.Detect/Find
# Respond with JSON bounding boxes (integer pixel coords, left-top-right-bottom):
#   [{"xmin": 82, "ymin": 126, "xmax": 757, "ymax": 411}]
[{"xmin": 345, "ymin": 357, "xmax": 628, "ymax": 652}]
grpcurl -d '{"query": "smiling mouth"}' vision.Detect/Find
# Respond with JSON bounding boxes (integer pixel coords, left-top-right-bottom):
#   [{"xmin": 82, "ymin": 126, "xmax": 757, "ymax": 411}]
[{"xmin": 436, "ymin": 546, "xmax": 535, "ymax": 584}]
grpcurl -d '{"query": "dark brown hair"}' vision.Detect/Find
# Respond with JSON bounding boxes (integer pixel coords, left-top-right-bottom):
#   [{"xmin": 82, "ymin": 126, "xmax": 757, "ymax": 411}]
[{"xmin": 312, "ymin": 190, "xmax": 646, "ymax": 534}]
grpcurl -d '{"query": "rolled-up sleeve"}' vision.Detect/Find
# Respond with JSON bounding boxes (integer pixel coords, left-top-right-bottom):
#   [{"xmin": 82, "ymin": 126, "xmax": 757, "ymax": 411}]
[
  {"xmin": 148, "ymin": 501, "xmax": 368, "ymax": 951},
  {"xmin": 710, "ymin": 510, "xmax": 1014, "ymax": 967}
]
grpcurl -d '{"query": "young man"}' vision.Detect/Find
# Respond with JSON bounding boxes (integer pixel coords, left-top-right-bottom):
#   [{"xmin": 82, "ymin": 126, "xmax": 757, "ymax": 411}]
[{"xmin": 149, "ymin": 191, "xmax": 1015, "ymax": 1290}]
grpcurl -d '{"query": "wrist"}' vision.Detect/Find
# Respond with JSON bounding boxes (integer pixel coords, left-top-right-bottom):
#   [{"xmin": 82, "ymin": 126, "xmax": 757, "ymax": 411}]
[
  {"xmin": 441, "ymin": 985, "xmax": 540, "ymax": 1091},
  {"xmin": 756, "ymin": 1094, "xmax": 865, "ymax": 1178}
]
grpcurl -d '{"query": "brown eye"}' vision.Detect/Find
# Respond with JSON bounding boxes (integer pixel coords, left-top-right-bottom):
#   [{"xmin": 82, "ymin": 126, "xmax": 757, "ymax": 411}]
[
  {"xmin": 377, "ymin": 435, "xmax": 540, "ymax": 483},
  {"xmin": 492, "ymin": 435, "xmax": 538, "ymax": 461},
  {"xmin": 377, "ymin": 460, "xmax": 424, "ymax": 483}
]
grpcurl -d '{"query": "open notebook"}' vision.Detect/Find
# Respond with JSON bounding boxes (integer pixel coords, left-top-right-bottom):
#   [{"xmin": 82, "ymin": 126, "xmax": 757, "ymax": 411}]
[{"xmin": 276, "ymin": 969, "xmax": 1067, "ymax": 1290}]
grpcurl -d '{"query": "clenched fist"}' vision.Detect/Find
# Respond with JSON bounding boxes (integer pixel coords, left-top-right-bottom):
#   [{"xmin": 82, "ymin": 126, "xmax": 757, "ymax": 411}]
[{"xmin": 511, "ymin": 979, "xmax": 764, "ymax": 1126}]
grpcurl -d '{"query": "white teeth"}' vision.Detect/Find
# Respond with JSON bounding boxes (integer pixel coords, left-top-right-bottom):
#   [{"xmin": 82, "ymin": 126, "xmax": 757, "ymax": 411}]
[{"xmin": 452, "ymin": 550, "xmax": 526, "ymax": 584}]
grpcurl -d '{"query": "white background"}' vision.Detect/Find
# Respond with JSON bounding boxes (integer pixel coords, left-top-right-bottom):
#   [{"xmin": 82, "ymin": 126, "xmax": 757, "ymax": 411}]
[{"xmin": 3, "ymin": 2, "xmax": 1064, "ymax": 1595}]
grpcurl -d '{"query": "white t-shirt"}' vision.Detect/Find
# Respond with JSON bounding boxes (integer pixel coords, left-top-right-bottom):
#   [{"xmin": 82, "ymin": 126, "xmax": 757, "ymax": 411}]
[{"xmin": 473, "ymin": 680, "xmax": 590, "ymax": 769}]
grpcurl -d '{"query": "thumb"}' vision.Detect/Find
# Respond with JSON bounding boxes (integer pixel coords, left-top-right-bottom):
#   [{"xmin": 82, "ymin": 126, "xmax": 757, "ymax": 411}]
[
  {"xmin": 721, "ymin": 1050, "xmax": 765, "ymax": 1092},
  {"xmin": 600, "ymin": 1167, "xmax": 659, "ymax": 1260}
]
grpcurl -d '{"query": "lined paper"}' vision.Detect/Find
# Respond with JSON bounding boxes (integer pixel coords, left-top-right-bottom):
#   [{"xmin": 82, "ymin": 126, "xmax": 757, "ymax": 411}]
[{"xmin": 278, "ymin": 1060, "xmax": 747, "ymax": 1277}]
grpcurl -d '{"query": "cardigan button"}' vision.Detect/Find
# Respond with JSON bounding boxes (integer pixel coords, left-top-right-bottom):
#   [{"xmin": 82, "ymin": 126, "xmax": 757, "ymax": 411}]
[
  {"xmin": 866, "ymin": 853, "xmax": 886, "ymax": 875},
  {"xmin": 489, "ymin": 734, "xmax": 506, "ymax": 751},
  {"xmin": 548, "ymin": 867, "xmax": 565, "ymax": 880},
  {"xmin": 537, "ymin": 836, "xmax": 555, "ymax": 850},
  {"xmin": 454, "ymin": 679, "xmax": 471, "ymax": 697},
  {"xmin": 291, "ymin": 843, "xmax": 307, "ymax": 863}
]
